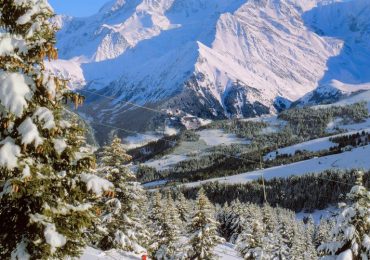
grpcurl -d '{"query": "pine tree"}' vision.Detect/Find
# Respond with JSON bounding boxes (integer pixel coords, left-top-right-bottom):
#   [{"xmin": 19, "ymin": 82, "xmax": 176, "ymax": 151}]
[
  {"xmin": 290, "ymin": 221, "xmax": 317, "ymax": 260},
  {"xmin": 187, "ymin": 189, "xmax": 224, "ymax": 260},
  {"xmin": 303, "ymin": 217, "xmax": 318, "ymax": 259},
  {"xmin": 314, "ymin": 219, "xmax": 333, "ymax": 248},
  {"xmin": 228, "ymin": 200, "xmax": 249, "ymax": 243},
  {"xmin": 0, "ymin": 1, "xmax": 112, "ymax": 258},
  {"xmin": 318, "ymin": 171, "xmax": 370, "ymax": 259},
  {"xmin": 176, "ymin": 191, "xmax": 191, "ymax": 224},
  {"xmin": 98, "ymin": 135, "xmax": 132, "ymax": 168},
  {"xmin": 236, "ymin": 214, "xmax": 265, "ymax": 259},
  {"xmin": 149, "ymin": 192, "xmax": 182, "ymax": 259},
  {"xmin": 274, "ymin": 207, "xmax": 295, "ymax": 259},
  {"xmin": 96, "ymin": 136, "xmax": 149, "ymax": 254},
  {"xmin": 261, "ymin": 204, "xmax": 280, "ymax": 259},
  {"xmin": 217, "ymin": 201, "xmax": 231, "ymax": 240}
]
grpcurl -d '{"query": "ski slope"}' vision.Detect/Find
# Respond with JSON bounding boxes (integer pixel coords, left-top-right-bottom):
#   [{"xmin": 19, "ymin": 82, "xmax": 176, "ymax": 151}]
[
  {"xmin": 185, "ymin": 144, "xmax": 370, "ymax": 187},
  {"xmin": 143, "ymin": 154, "xmax": 188, "ymax": 171},
  {"xmin": 198, "ymin": 129, "xmax": 250, "ymax": 146},
  {"xmin": 264, "ymin": 137, "xmax": 337, "ymax": 160},
  {"xmin": 264, "ymin": 128, "xmax": 370, "ymax": 160},
  {"xmin": 141, "ymin": 128, "xmax": 250, "ymax": 171}
]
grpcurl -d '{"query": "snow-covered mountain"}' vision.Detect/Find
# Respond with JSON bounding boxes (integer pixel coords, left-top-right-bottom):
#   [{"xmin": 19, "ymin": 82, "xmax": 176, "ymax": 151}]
[{"xmin": 48, "ymin": 0, "xmax": 370, "ymax": 139}]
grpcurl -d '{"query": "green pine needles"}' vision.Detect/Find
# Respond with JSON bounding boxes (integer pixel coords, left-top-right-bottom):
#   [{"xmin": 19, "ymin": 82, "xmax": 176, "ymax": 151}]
[{"xmin": 0, "ymin": 0, "xmax": 111, "ymax": 258}]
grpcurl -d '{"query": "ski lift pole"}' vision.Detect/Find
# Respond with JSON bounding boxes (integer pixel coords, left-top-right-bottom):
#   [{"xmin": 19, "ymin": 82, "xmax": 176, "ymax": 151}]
[{"xmin": 260, "ymin": 152, "xmax": 267, "ymax": 204}]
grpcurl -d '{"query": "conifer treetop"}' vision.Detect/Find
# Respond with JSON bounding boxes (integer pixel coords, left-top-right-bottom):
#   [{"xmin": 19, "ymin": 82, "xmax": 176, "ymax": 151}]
[
  {"xmin": 0, "ymin": 1, "xmax": 112, "ymax": 258},
  {"xmin": 318, "ymin": 170, "xmax": 370, "ymax": 259},
  {"xmin": 187, "ymin": 188, "xmax": 224, "ymax": 259},
  {"xmin": 100, "ymin": 135, "xmax": 132, "ymax": 167}
]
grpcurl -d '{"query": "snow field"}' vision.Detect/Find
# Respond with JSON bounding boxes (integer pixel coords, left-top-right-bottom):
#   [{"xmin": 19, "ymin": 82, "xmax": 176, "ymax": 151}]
[
  {"xmin": 141, "ymin": 128, "xmax": 250, "ymax": 171},
  {"xmin": 185, "ymin": 144, "xmax": 370, "ymax": 187},
  {"xmin": 79, "ymin": 247, "xmax": 141, "ymax": 260},
  {"xmin": 264, "ymin": 128, "xmax": 370, "ymax": 160}
]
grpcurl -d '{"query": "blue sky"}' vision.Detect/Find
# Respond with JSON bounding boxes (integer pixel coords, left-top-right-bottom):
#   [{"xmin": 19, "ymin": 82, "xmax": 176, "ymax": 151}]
[{"xmin": 49, "ymin": 0, "xmax": 109, "ymax": 17}]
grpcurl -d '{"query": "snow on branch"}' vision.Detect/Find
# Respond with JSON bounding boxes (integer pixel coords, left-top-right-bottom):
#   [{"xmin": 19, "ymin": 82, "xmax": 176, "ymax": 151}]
[
  {"xmin": 18, "ymin": 117, "xmax": 44, "ymax": 147},
  {"xmin": 33, "ymin": 107, "xmax": 56, "ymax": 130},
  {"xmin": 0, "ymin": 137, "xmax": 21, "ymax": 170},
  {"xmin": 29, "ymin": 213, "xmax": 67, "ymax": 253},
  {"xmin": 0, "ymin": 71, "xmax": 32, "ymax": 117},
  {"xmin": 0, "ymin": 33, "xmax": 27, "ymax": 56},
  {"xmin": 80, "ymin": 173, "xmax": 114, "ymax": 196}
]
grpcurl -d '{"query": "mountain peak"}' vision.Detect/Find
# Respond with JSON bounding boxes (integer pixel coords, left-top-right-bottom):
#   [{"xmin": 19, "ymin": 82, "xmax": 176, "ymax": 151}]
[
  {"xmin": 48, "ymin": 0, "xmax": 370, "ymax": 140},
  {"xmin": 111, "ymin": 0, "xmax": 126, "ymax": 12}
]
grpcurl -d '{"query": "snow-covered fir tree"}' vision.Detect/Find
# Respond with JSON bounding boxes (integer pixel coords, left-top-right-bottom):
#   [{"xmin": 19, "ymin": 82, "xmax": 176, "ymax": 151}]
[
  {"xmin": 302, "ymin": 217, "xmax": 318, "ymax": 259},
  {"xmin": 314, "ymin": 219, "xmax": 333, "ymax": 248},
  {"xmin": 261, "ymin": 204, "xmax": 281, "ymax": 258},
  {"xmin": 0, "ymin": 0, "xmax": 113, "ymax": 258},
  {"xmin": 318, "ymin": 170, "xmax": 370, "ymax": 259},
  {"xmin": 187, "ymin": 188, "xmax": 224, "ymax": 259},
  {"xmin": 228, "ymin": 200, "xmax": 249, "ymax": 244},
  {"xmin": 290, "ymin": 221, "xmax": 317, "ymax": 260},
  {"xmin": 176, "ymin": 191, "xmax": 191, "ymax": 224},
  {"xmin": 274, "ymin": 207, "xmax": 295, "ymax": 258},
  {"xmin": 95, "ymin": 136, "xmax": 149, "ymax": 254},
  {"xmin": 98, "ymin": 135, "xmax": 132, "ymax": 168},
  {"xmin": 149, "ymin": 192, "xmax": 183, "ymax": 259},
  {"xmin": 236, "ymin": 208, "xmax": 265, "ymax": 259}
]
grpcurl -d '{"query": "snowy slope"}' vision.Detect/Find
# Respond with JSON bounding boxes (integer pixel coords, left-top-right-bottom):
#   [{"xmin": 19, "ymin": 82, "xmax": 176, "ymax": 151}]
[
  {"xmin": 264, "ymin": 128, "xmax": 370, "ymax": 160},
  {"xmin": 141, "ymin": 128, "xmax": 249, "ymax": 171},
  {"xmin": 296, "ymin": 0, "xmax": 370, "ymax": 105},
  {"xmin": 215, "ymin": 243, "xmax": 242, "ymax": 260},
  {"xmin": 80, "ymin": 247, "xmax": 141, "ymax": 260},
  {"xmin": 185, "ymin": 144, "xmax": 370, "ymax": 187},
  {"xmin": 48, "ymin": 0, "xmax": 370, "ymax": 139},
  {"xmin": 264, "ymin": 137, "xmax": 337, "ymax": 160}
]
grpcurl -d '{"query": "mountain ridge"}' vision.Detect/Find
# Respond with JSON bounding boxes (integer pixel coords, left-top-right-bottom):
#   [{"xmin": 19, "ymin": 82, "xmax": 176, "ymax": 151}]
[{"xmin": 47, "ymin": 0, "xmax": 370, "ymax": 141}]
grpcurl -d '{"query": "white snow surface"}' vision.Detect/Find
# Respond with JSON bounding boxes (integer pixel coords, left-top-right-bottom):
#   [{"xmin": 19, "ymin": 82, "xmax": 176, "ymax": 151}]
[
  {"xmin": 144, "ymin": 154, "xmax": 188, "ymax": 171},
  {"xmin": 296, "ymin": 207, "xmax": 338, "ymax": 224},
  {"xmin": 21, "ymin": 165, "xmax": 31, "ymax": 179},
  {"xmin": 80, "ymin": 244, "xmax": 240, "ymax": 260},
  {"xmin": 80, "ymin": 173, "xmax": 114, "ymax": 196},
  {"xmin": 215, "ymin": 243, "xmax": 242, "ymax": 259},
  {"xmin": 45, "ymin": 59, "xmax": 86, "ymax": 89},
  {"xmin": 11, "ymin": 240, "xmax": 31, "ymax": 260},
  {"xmin": 123, "ymin": 133, "xmax": 161, "ymax": 149},
  {"xmin": 0, "ymin": 33, "xmax": 27, "ymax": 56},
  {"xmin": 264, "ymin": 137, "xmax": 336, "ymax": 160},
  {"xmin": 0, "ymin": 137, "xmax": 21, "ymax": 170},
  {"xmin": 53, "ymin": 139, "xmax": 67, "ymax": 155},
  {"xmin": 44, "ymin": 223, "xmax": 67, "ymax": 253},
  {"xmin": 264, "ymin": 128, "xmax": 370, "ymax": 160},
  {"xmin": 198, "ymin": 129, "xmax": 250, "ymax": 146},
  {"xmin": 18, "ymin": 117, "xmax": 44, "ymax": 147},
  {"xmin": 141, "ymin": 128, "xmax": 249, "ymax": 172},
  {"xmin": 185, "ymin": 144, "xmax": 370, "ymax": 187},
  {"xmin": 0, "ymin": 71, "xmax": 32, "ymax": 117},
  {"xmin": 33, "ymin": 107, "xmax": 56, "ymax": 130},
  {"xmin": 142, "ymin": 179, "xmax": 168, "ymax": 188},
  {"xmin": 337, "ymin": 249, "xmax": 353, "ymax": 260},
  {"xmin": 79, "ymin": 247, "xmax": 141, "ymax": 260}
]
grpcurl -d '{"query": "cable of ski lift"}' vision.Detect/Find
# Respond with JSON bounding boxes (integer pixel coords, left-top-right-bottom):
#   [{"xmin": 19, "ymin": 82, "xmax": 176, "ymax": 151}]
[{"xmin": 73, "ymin": 89, "xmax": 359, "ymax": 188}]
